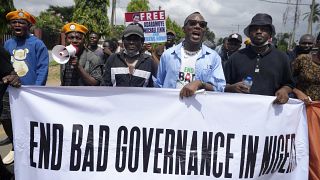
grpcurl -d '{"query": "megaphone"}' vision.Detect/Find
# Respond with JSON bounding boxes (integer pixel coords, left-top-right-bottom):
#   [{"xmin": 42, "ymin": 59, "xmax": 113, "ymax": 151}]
[{"xmin": 52, "ymin": 45, "xmax": 78, "ymax": 64}]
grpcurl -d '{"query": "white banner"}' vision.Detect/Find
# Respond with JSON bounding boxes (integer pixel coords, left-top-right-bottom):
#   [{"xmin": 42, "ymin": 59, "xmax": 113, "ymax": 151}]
[{"xmin": 9, "ymin": 87, "xmax": 308, "ymax": 180}]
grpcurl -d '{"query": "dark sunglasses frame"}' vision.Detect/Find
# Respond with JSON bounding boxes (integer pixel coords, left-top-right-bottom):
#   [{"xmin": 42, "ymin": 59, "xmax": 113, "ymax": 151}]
[{"xmin": 185, "ymin": 20, "xmax": 207, "ymax": 28}]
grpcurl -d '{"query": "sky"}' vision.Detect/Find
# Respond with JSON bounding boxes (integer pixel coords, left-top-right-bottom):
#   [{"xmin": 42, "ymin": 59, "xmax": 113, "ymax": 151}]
[{"xmin": 13, "ymin": 0, "xmax": 317, "ymax": 42}]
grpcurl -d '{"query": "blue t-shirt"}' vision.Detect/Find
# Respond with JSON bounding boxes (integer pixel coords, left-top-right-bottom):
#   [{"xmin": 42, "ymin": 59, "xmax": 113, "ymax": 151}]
[{"xmin": 4, "ymin": 34, "xmax": 49, "ymax": 85}]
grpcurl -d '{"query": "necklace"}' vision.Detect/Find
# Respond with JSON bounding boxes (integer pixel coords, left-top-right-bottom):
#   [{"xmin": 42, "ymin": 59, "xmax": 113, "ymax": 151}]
[
  {"xmin": 182, "ymin": 41, "xmax": 201, "ymax": 56},
  {"xmin": 183, "ymin": 46, "xmax": 201, "ymax": 56}
]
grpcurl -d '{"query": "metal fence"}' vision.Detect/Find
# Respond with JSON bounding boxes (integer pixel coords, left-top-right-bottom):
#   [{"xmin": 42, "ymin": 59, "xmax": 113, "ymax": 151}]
[{"xmin": 1, "ymin": 29, "xmax": 61, "ymax": 50}]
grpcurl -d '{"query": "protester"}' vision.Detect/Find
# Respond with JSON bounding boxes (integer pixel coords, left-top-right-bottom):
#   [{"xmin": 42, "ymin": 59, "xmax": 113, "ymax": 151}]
[
  {"xmin": 1, "ymin": 9, "xmax": 49, "ymax": 165},
  {"xmin": 287, "ymin": 34, "xmax": 315, "ymax": 63},
  {"xmin": 224, "ymin": 13, "xmax": 295, "ymax": 104},
  {"xmin": 227, "ymin": 33, "xmax": 242, "ymax": 56},
  {"xmin": 292, "ymin": 32, "xmax": 320, "ymax": 103},
  {"xmin": 155, "ymin": 12, "xmax": 226, "ymax": 98},
  {"xmin": 0, "ymin": 45, "xmax": 21, "ymax": 180},
  {"xmin": 215, "ymin": 37, "xmax": 228, "ymax": 58},
  {"xmin": 143, "ymin": 43, "xmax": 153, "ymax": 56},
  {"xmin": 87, "ymin": 31, "xmax": 104, "ymax": 62},
  {"xmin": 221, "ymin": 33, "xmax": 242, "ymax": 69},
  {"xmin": 101, "ymin": 23, "xmax": 156, "ymax": 87},
  {"xmin": 102, "ymin": 39, "xmax": 118, "ymax": 64},
  {"xmin": 60, "ymin": 22, "xmax": 103, "ymax": 86},
  {"xmin": 152, "ymin": 30, "xmax": 176, "ymax": 64}
]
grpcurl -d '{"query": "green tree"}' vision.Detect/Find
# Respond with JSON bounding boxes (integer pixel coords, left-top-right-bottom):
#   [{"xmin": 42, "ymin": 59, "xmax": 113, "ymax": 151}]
[
  {"xmin": 127, "ymin": 0, "xmax": 150, "ymax": 12},
  {"xmin": 36, "ymin": 11, "xmax": 64, "ymax": 32},
  {"xmin": 0, "ymin": 0, "xmax": 14, "ymax": 36},
  {"xmin": 216, "ymin": 37, "xmax": 224, "ymax": 46},
  {"xmin": 166, "ymin": 16, "xmax": 184, "ymax": 42},
  {"xmin": 73, "ymin": 0, "xmax": 110, "ymax": 37},
  {"xmin": 204, "ymin": 27, "xmax": 215, "ymax": 43},
  {"xmin": 303, "ymin": 2, "xmax": 320, "ymax": 34},
  {"xmin": 47, "ymin": 5, "xmax": 74, "ymax": 23},
  {"xmin": 276, "ymin": 32, "xmax": 290, "ymax": 52},
  {"xmin": 110, "ymin": 25, "xmax": 125, "ymax": 40}
]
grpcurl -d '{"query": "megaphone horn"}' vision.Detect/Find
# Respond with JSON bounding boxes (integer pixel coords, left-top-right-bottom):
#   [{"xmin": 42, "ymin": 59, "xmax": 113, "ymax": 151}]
[{"xmin": 52, "ymin": 45, "xmax": 78, "ymax": 64}]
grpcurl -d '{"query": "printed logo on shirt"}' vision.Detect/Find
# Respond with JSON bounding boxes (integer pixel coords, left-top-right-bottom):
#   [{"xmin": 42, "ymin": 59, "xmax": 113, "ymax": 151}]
[
  {"xmin": 12, "ymin": 48, "xmax": 29, "ymax": 77},
  {"xmin": 177, "ymin": 67, "xmax": 195, "ymax": 88}
]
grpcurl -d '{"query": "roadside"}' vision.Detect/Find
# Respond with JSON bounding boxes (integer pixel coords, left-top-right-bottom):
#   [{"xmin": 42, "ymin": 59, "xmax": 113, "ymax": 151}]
[{"xmin": 47, "ymin": 61, "xmax": 61, "ymax": 86}]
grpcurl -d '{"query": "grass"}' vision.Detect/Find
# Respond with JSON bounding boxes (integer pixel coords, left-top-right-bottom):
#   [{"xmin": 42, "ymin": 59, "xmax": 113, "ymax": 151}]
[{"xmin": 47, "ymin": 61, "xmax": 60, "ymax": 86}]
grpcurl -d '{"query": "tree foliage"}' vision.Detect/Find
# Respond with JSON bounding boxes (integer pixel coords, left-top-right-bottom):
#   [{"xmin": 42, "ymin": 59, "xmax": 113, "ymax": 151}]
[
  {"xmin": 303, "ymin": 2, "xmax": 320, "ymax": 34},
  {"xmin": 127, "ymin": 0, "xmax": 150, "ymax": 12},
  {"xmin": 303, "ymin": 3, "xmax": 320, "ymax": 23},
  {"xmin": 166, "ymin": 16, "xmax": 184, "ymax": 42},
  {"xmin": 110, "ymin": 25, "xmax": 125, "ymax": 40},
  {"xmin": 47, "ymin": 5, "xmax": 74, "ymax": 23},
  {"xmin": 36, "ymin": 11, "xmax": 64, "ymax": 32},
  {"xmin": 73, "ymin": 0, "xmax": 110, "ymax": 37},
  {"xmin": 204, "ymin": 27, "xmax": 215, "ymax": 43},
  {"xmin": 0, "ymin": 0, "xmax": 14, "ymax": 36},
  {"xmin": 276, "ymin": 32, "xmax": 291, "ymax": 52}
]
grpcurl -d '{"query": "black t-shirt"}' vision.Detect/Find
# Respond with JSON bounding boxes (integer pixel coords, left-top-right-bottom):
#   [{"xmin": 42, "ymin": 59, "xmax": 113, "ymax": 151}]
[
  {"xmin": 0, "ymin": 46, "xmax": 13, "ymax": 77},
  {"xmin": 225, "ymin": 45, "xmax": 295, "ymax": 96}
]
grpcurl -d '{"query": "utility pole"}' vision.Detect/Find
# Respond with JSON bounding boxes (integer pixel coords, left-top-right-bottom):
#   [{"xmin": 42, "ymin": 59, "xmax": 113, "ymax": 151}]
[
  {"xmin": 111, "ymin": 0, "xmax": 116, "ymax": 27},
  {"xmin": 231, "ymin": 24, "xmax": 246, "ymax": 34},
  {"xmin": 288, "ymin": 0, "xmax": 300, "ymax": 49},
  {"xmin": 307, "ymin": 0, "xmax": 316, "ymax": 34}
]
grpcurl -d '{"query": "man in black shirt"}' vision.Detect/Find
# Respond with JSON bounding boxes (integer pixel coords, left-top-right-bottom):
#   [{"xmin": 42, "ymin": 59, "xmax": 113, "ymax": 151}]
[
  {"xmin": 101, "ymin": 23, "xmax": 156, "ymax": 87},
  {"xmin": 0, "ymin": 46, "xmax": 21, "ymax": 180},
  {"xmin": 224, "ymin": 13, "xmax": 294, "ymax": 104}
]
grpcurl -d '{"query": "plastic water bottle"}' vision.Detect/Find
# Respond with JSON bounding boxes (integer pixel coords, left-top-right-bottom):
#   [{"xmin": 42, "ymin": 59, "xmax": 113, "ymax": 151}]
[{"xmin": 243, "ymin": 76, "xmax": 253, "ymax": 91}]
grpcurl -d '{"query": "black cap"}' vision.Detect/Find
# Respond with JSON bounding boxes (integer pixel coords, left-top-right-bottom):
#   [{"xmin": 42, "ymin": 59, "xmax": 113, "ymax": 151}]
[
  {"xmin": 123, "ymin": 23, "xmax": 144, "ymax": 38},
  {"xmin": 228, "ymin": 33, "xmax": 242, "ymax": 43},
  {"xmin": 244, "ymin": 13, "xmax": 276, "ymax": 36}
]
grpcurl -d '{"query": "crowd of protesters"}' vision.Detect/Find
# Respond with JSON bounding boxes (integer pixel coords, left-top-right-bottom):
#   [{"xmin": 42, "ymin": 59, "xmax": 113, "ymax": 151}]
[{"xmin": 0, "ymin": 8, "xmax": 320, "ymax": 180}]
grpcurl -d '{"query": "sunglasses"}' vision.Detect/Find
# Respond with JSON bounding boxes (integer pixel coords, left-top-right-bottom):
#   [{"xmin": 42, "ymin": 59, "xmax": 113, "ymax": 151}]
[{"xmin": 186, "ymin": 20, "xmax": 207, "ymax": 28}]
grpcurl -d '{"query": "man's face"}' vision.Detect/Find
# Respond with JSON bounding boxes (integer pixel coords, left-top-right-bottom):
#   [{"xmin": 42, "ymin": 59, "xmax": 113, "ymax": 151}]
[
  {"xmin": 10, "ymin": 19, "xmax": 30, "ymax": 37},
  {"xmin": 144, "ymin": 43, "xmax": 152, "ymax": 51},
  {"xmin": 249, "ymin": 25, "xmax": 271, "ymax": 46},
  {"xmin": 123, "ymin": 34, "xmax": 142, "ymax": 55},
  {"xmin": 88, "ymin": 33, "xmax": 99, "ymax": 46},
  {"xmin": 103, "ymin": 42, "xmax": 112, "ymax": 55},
  {"xmin": 299, "ymin": 37, "xmax": 314, "ymax": 53},
  {"xmin": 183, "ymin": 14, "xmax": 207, "ymax": 45},
  {"xmin": 227, "ymin": 39, "xmax": 241, "ymax": 53},
  {"xmin": 66, "ymin": 32, "xmax": 85, "ymax": 48},
  {"xmin": 165, "ymin": 33, "xmax": 175, "ymax": 47}
]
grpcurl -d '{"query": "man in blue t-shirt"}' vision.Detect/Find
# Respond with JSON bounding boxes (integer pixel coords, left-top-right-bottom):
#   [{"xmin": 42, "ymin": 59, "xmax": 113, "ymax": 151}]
[{"xmin": 0, "ymin": 9, "xmax": 49, "ymax": 165}]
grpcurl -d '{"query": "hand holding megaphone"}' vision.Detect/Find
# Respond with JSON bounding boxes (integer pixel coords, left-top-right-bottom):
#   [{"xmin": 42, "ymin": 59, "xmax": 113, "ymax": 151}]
[{"xmin": 52, "ymin": 45, "xmax": 78, "ymax": 64}]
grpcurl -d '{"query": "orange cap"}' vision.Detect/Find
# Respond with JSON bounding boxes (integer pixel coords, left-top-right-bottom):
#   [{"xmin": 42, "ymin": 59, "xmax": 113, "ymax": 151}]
[
  {"xmin": 61, "ymin": 22, "xmax": 88, "ymax": 34},
  {"xmin": 6, "ymin": 9, "xmax": 36, "ymax": 24}
]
